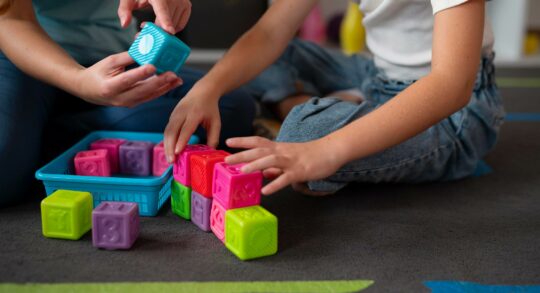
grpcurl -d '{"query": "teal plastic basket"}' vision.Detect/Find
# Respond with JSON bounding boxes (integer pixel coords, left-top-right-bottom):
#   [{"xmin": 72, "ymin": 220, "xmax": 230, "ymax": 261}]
[{"xmin": 35, "ymin": 131, "xmax": 199, "ymax": 216}]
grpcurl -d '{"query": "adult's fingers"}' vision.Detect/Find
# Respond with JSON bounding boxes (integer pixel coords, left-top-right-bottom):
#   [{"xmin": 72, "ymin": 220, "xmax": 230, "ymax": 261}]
[
  {"xmin": 114, "ymin": 73, "xmax": 179, "ymax": 106},
  {"xmin": 175, "ymin": 117, "xmax": 200, "ymax": 154},
  {"xmin": 226, "ymin": 148, "xmax": 270, "ymax": 165},
  {"xmin": 117, "ymin": 0, "xmax": 135, "ymax": 28},
  {"xmin": 128, "ymin": 78, "xmax": 183, "ymax": 107},
  {"xmin": 105, "ymin": 65, "xmax": 156, "ymax": 95},
  {"xmin": 175, "ymin": 5, "xmax": 191, "ymax": 32},
  {"xmin": 262, "ymin": 173, "xmax": 291, "ymax": 195},
  {"xmin": 150, "ymin": 0, "xmax": 175, "ymax": 34},
  {"xmin": 226, "ymin": 136, "xmax": 271, "ymax": 149},
  {"xmin": 106, "ymin": 51, "xmax": 137, "ymax": 68}
]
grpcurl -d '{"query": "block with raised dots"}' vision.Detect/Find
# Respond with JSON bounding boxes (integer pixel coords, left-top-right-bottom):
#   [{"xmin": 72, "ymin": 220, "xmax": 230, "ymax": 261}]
[
  {"xmin": 225, "ymin": 206, "xmax": 278, "ymax": 260},
  {"xmin": 173, "ymin": 144, "xmax": 214, "ymax": 186},
  {"xmin": 41, "ymin": 190, "xmax": 93, "ymax": 240},
  {"xmin": 119, "ymin": 141, "xmax": 154, "ymax": 176},
  {"xmin": 171, "ymin": 180, "xmax": 191, "ymax": 220},
  {"xmin": 190, "ymin": 150, "xmax": 229, "ymax": 197},
  {"xmin": 92, "ymin": 202, "xmax": 139, "ymax": 250},
  {"xmin": 74, "ymin": 149, "xmax": 111, "ymax": 177},
  {"xmin": 191, "ymin": 191, "xmax": 212, "ymax": 232},
  {"xmin": 210, "ymin": 200, "xmax": 226, "ymax": 242},
  {"xmin": 128, "ymin": 22, "xmax": 191, "ymax": 74},
  {"xmin": 213, "ymin": 162, "xmax": 262, "ymax": 209},
  {"xmin": 152, "ymin": 141, "xmax": 169, "ymax": 176},
  {"xmin": 90, "ymin": 138, "xmax": 126, "ymax": 174}
]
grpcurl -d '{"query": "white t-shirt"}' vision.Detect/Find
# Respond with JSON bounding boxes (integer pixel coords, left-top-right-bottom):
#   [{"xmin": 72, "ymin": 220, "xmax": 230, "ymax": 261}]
[{"xmin": 360, "ymin": 0, "xmax": 494, "ymax": 80}]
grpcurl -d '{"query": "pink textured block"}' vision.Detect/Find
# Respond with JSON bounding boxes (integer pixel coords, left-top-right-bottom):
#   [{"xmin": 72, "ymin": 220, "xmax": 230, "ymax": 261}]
[
  {"xmin": 152, "ymin": 141, "xmax": 169, "ymax": 176},
  {"xmin": 74, "ymin": 149, "xmax": 111, "ymax": 177},
  {"xmin": 173, "ymin": 144, "xmax": 213, "ymax": 186},
  {"xmin": 210, "ymin": 200, "xmax": 226, "ymax": 242},
  {"xmin": 212, "ymin": 162, "xmax": 262, "ymax": 209},
  {"xmin": 90, "ymin": 138, "xmax": 126, "ymax": 174}
]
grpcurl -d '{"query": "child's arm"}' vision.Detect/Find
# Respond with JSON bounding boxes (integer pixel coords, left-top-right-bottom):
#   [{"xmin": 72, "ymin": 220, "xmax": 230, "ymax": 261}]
[
  {"xmin": 226, "ymin": 0, "xmax": 486, "ymax": 194},
  {"xmin": 163, "ymin": 0, "xmax": 317, "ymax": 162},
  {"xmin": 0, "ymin": 0, "xmax": 182, "ymax": 107}
]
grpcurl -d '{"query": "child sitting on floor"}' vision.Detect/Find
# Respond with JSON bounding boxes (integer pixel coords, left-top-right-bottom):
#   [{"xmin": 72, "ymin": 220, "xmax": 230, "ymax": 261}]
[{"xmin": 164, "ymin": 0, "xmax": 505, "ymax": 196}]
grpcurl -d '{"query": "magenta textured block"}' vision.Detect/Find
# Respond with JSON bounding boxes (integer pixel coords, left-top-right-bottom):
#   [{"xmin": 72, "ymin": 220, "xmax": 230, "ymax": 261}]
[
  {"xmin": 212, "ymin": 162, "xmax": 262, "ymax": 209},
  {"xmin": 173, "ymin": 144, "xmax": 213, "ymax": 186},
  {"xmin": 210, "ymin": 200, "xmax": 226, "ymax": 242},
  {"xmin": 152, "ymin": 141, "xmax": 169, "ymax": 176},
  {"xmin": 191, "ymin": 191, "xmax": 212, "ymax": 232},
  {"xmin": 90, "ymin": 138, "xmax": 126, "ymax": 174},
  {"xmin": 119, "ymin": 141, "xmax": 154, "ymax": 176},
  {"xmin": 92, "ymin": 202, "xmax": 139, "ymax": 250},
  {"xmin": 74, "ymin": 149, "xmax": 111, "ymax": 177}
]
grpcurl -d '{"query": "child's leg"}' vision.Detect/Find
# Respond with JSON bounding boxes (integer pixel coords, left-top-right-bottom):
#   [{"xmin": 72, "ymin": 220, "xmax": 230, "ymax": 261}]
[
  {"xmin": 277, "ymin": 56, "xmax": 505, "ymax": 193},
  {"xmin": 0, "ymin": 53, "xmax": 58, "ymax": 206}
]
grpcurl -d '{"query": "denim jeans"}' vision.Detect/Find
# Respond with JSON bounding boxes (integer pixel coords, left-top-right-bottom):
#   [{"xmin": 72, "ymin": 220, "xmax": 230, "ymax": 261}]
[
  {"xmin": 247, "ymin": 39, "xmax": 505, "ymax": 193},
  {"xmin": 0, "ymin": 52, "xmax": 256, "ymax": 206}
]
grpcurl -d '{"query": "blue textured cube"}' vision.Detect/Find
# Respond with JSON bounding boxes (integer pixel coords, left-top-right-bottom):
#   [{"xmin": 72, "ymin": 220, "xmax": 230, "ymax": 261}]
[{"xmin": 128, "ymin": 22, "xmax": 191, "ymax": 74}]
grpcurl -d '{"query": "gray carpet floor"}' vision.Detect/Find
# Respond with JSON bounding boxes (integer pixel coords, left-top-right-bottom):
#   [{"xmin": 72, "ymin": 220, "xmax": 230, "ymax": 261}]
[{"xmin": 0, "ymin": 70, "xmax": 539, "ymax": 292}]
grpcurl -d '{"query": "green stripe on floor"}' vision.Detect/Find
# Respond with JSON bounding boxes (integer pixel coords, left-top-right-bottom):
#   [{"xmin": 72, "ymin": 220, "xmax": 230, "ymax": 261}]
[
  {"xmin": 0, "ymin": 280, "xmax": 374, "ymax": 293},
  {"xmin": 496, "ymin": 78, "xmax": 540, "ymax": 88}
]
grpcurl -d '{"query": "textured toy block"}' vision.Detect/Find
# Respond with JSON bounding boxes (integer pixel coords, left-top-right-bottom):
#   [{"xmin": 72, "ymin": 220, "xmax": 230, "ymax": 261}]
[
  {"xmin": 173, "ymin": 144, "xmax": 214, "ymax": 186},
  {"xmin": 190, "ymin": 150, "xmax": 230, "ymax": 197},
  {"xmin": 90, "ymin": 138, "xmax": 126, "ymax": 174},
  {"xmin": 191, "ymin": 191, "xmax": 212, "ymax": 232},
  {"xmin": 92, "ymin": 202, "xmax": 139, "ymax": 250},
  {"xmin": 225, "ymin": 206, "xmax": 278, "ymax": 261},
  {"xmin": 210, "ymin": 200, "xmax": 226, "ymax": 242},
  {"xmin": 41, "ymin": 190, "xmax": 93, "ymax": 240},
  {"xmin": 213, "ymin": 162, "xmax": 262, "ymax": 209},
  {"xmin": 128, "ymin": 22, "xmax": 191, "ymax": 74},
  {"xmin": 171, "ymin": 180, "xmax": 191, "ymax": 220},
  {"xmin": 74, "ymin": 149, "xmax": 111, "ymax": 177},
  {"xmin": 152, "ymin": 141, "xmax": 169, "ymax": 176},
  {"xmin": 119, "ymin": 141, "xmax": 154, "ymax": 176}
]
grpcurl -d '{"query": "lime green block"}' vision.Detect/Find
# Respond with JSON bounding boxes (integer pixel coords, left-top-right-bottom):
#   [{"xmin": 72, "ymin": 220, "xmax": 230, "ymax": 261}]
[
  {"xmin": 225, "ymin": 205, "xmax": 278, "ymax": 261},
  {"xmin": 171, "ymin": 180, "xmax": 191, "ymax": 220},
  {"xmin": 40, "ymin": 190, "xmax": 92, "ymax": 240},
  {"xmin": 0, "ymin": 280, "xmax": 374, "ymax": 293}
]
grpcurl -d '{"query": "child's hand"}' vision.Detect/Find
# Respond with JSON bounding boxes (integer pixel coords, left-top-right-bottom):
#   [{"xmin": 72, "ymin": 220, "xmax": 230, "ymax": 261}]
[
  {"xmin": 77, "ymin": 52, "xmax": 182, "ymax": 107},
  {"xmin": 225, "ymin": 137, "xmax": 346, "ymax": 195},
  {"xmin": 163, "ymin": 86, "xmax": 221, "ymax": 163},
  {"xmin": 118, "ymin": 0, "xmax": 192, "ymax": 34}
]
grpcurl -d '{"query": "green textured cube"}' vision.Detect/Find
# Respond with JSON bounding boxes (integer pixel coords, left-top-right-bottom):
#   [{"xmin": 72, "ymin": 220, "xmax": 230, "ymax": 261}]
[
  {"xmin": 41, "ymin": 190, "xmax": 93, "ymax": 240},
  {"xmin": 171, "ymin": 180, "xmax": 191, "ymax": 220},
  {"xmin": 225, "ymin": 206, "xmax": 278, "ymax": 260}
]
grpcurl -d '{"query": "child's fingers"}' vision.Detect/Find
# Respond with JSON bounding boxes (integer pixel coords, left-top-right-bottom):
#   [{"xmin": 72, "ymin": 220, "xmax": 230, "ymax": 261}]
[
  {"xmin": 241, "ymin": 155, "xmax": 277, "ymax": 174},
  {"xmin": 175, "ymin": 118, "xmax": 199, "ymax": 155},
  {"xmin": 206, "ymin": 117, "xmax": 221, "ymax": 148},
  {"xmin": 262, "ymin": 173, "xmax": 291, "ymax": 195},
  {"xmin": 226, "ymin": 136, "xmax": 271, "ymax": 149},
  {"xmin": 226, "ymin": 148, "xmax": 270, "ymax": 165},
  {"xmin": 263, "ymin": 168, "xmax": 283, "ymax": 180},
  {"xmin": 164, "ymin": 112, "xmax": 186, "ymax": 163}
]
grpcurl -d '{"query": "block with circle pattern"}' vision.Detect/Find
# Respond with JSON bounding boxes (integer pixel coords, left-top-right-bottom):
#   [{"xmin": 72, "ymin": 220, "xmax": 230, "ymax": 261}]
[
  {"xmin": 128, "ymin": 22, "xmax": 191, "ymax": 74},
  {"xmin": 74, "ymin": 149, "xmax": 111, "ymax": 177},
  {"xmin": 210, "ymin": 200, "xmax": 226, "ymax": 242},
  {"xmin": 190, "ymin": 150, "xmax": 229, "ymax": 197},
  {"xmin": 173, "ymin": 144, "xmax": 214, "ymax": 186},
  {"xmin": 152, "ymin": 141, "xmax": 169, "ymax": 176},
  {"xmin": 119, "ymin": 141, "xmax": 154, "ymax": 176},
  {"xmin": 41, "ymin": 190, "xmax": 93, "ymax": 240},
  {"xmin": 92, "ymin": 202, "xmax": 139, "ymax": 250},
  {"xmin": 225, "ymin": 205, "xmax": 278, "ymax": 260},
  {"xmin": 90, "ymin": 138, "xmax": 126, "ymax": 174},
  {"xmin": 213, "ymin": 162, "xmax": 262, "ymax": 209}
]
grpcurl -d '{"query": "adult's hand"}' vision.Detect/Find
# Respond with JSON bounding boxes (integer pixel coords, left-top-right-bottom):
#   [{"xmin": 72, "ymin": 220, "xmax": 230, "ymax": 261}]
[
  {"xmin": 76, "ymin": 52, "xmax": 183, "ymax": 108},
  {"xmin": 118, "ymin": 0, "xmax": 192, "ymax": 34}
]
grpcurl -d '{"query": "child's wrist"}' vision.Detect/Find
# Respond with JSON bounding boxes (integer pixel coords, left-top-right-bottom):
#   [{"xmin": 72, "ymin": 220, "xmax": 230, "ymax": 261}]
[
  {"xmin": 314, "ymin": 134, "xmax": 351, "ymax": 169},
  {"xmin": 192, "ymin": 78, "xmax": 223, "ymax": 102}
]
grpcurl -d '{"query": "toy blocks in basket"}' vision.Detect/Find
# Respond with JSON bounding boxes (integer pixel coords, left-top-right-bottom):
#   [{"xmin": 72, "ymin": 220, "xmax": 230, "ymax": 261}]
[
  {"xmin": 171, "ymin": 145, "xmax": 278, "ymax": 260},
  {"xmin": 74, "ymin": 139, "xmax": 171, "ymax": 177},
  {"xmin": 128, "ymin": 22, "xmax": 191, "ymax": 75}
]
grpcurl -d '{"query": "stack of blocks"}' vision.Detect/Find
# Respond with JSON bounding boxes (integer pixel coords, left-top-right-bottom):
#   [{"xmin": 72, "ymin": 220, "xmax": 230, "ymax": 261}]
[
  {"xmin": 172, "ymin": 145, "xmax": 278, "ymax": 260},
  {"xmin": 41, "ymin": 190, "xmax": 140, "ymax": 250}
]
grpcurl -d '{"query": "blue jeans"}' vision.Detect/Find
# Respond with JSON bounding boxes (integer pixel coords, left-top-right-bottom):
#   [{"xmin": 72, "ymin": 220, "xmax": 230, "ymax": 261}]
[
  {"xmin": 0, "ymin": 52, "xmax": 255, "ymax": 206},
  {"xmin": 247, "ymin": 39, "xmax": 505, "ymax": 192}
]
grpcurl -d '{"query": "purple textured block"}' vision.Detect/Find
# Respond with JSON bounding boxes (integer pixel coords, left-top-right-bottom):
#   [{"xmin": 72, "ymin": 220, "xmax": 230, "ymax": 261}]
[
  {"xmin": 191, "ymin": 191, "xmax": 212, "ymax": 232},
  {"xmin": 119, "ymin": 141, "xmax": 154, "ymax": 176},
  {"xmin": 92, "ymin": 202, "xmax": 139, "ymax": 250}
]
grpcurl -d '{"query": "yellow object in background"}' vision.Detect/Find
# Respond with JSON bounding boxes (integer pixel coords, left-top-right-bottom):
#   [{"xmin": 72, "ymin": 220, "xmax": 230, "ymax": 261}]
[
  {"xmin": 524, "ymin": 33, "xmax": 540, "ymax": 56},
  {"xmin": 340, "ymin": 0, "xmax": 366, "ymax": 55}
]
